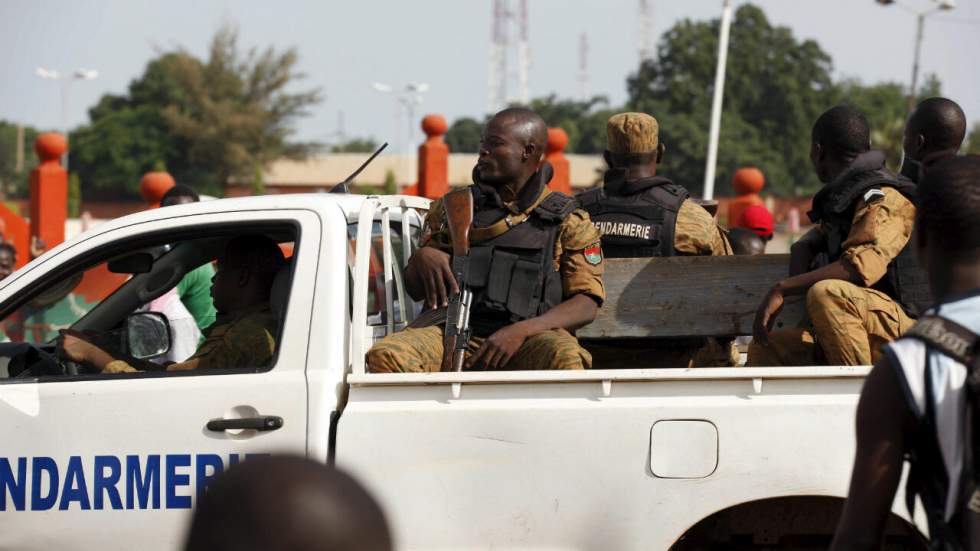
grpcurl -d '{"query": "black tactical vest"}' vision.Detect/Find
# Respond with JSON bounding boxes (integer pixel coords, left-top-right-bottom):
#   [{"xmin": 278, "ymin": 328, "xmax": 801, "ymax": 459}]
[
  {"xmin": 463, "ymin": 184, "xmax": 578, "ymax": 337},
  {"xmin": 576, "ymin": 172, "xmax": 690, "ymax": 258},
  {"xmin": 808, "ymin": 151, "xmax": 931, "ymax": 317},
  {"xmin": 902, "ymin": 313, "xmax": 980, "ymax": 551}
]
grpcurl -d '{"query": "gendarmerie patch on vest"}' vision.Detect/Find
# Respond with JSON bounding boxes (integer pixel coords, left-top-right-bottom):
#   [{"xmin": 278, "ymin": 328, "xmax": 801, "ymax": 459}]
[{"xmin": 593, "ymin": 220, "xmax": 654, "ymax": 240}]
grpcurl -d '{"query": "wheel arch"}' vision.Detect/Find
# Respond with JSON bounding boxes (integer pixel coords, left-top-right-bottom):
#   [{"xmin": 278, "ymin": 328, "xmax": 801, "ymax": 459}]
[{"xmin": 670, "ymin": 494, "xmax": 927, "ymax": 550}]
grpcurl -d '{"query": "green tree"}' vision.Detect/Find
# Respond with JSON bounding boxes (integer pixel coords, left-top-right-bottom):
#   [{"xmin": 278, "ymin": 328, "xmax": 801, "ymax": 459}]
[
  {"xmin": 330, "ymin": 138, "xmax": 378, "ymax": 153},
  {"xmin": 444, "ymin": 117, "xmax": 484, "ymax": 153},
  {"xmin": 627, "ymin": 4, "xmax": 836, "ymax": 196},
  {"xmin": 965, "ymin": 121, "xmax": 980, "ymax": 155},
  {"xmin": 67, "ymin": 172, "xmax": 81, "ymax": 217},
  {"xmin": 383, "ymin": 168, "xmax": 397, "ymax": 195},
  {"xmin": 524, "ymin": 95, "xmax": 616, "ymax": 154},
  {"xmin": 161, "ymin": 25, "xmax": 322, "ymax": 195},
  {"xmin": 72, "ymin": 25, "xmax": 321, "ymax": 199},
  {"xmin": 835, "ymin": 74, "xmax": 942, "ymax": 171},
  {"xmin": 0, "ymin": 121, "xmax": 41, "ymax": 198}
]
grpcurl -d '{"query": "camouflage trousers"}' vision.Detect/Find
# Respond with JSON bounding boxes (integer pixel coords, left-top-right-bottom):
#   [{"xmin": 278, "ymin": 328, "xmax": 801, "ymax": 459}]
[
  {"xmin": 366, "ymin": 325, "xmax": 592, "ymax": 373},
  {"xmin": 747, "ymin": 279, "xmax": 914, "ymax": 366}
]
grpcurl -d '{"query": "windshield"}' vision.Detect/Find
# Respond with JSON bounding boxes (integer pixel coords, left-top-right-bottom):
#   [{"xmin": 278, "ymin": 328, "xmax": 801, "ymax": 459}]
[{"xmin": 0, "ymin": 260, "xmax": 130, "ymax": 345}]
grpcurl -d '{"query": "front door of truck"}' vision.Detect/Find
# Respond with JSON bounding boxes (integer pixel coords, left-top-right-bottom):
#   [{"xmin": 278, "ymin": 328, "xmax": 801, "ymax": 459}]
[{"xmin": 0, "ymin": 210, "xmax": 319, "ymax": 551}]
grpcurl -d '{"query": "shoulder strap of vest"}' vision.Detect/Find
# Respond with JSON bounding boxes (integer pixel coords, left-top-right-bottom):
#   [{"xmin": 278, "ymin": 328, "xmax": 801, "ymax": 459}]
[
  {"xmin": 904, "ymin": 315, "xmax": 980, "ymax": 366},
  {"xmin": 534, "ymin": 191, "xmax": 578, "ymax": 222},
  {"xmin": 575, "ymin": 188, "xmax": 605, "ymax": 208}
]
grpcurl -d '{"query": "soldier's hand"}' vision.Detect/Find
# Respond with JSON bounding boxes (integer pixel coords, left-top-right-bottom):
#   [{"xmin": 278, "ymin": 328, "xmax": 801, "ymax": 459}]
[
  {"xmin": 465, "ymin": 323, "xmax": 529, "ymax": 371},
  {"xmin": 753, "ymin": 286, "xmax": 785, "ymax": 345},
  {"xmin": 411, "ymin": 247, "xmax": 459, "ymax": 308}
]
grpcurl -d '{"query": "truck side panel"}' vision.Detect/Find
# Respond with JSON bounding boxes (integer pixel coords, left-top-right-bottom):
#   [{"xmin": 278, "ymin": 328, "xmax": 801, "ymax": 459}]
[{"xmin": 337, "ymin": 377, "xmax": 862, "ymax": 550}]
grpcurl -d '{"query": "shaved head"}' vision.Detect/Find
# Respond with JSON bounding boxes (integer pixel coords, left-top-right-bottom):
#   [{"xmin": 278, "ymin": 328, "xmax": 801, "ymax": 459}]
[
  {"xmin": 491, "ymin": 107, "xmax": 548, "ymax": 157},
  {"xmin": 905, "ymin": 97, "xmax": 967, "ymax": 160}
]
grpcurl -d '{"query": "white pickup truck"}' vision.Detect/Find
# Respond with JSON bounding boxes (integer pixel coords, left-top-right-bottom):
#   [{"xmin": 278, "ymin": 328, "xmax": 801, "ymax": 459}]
[{"xmin": 0, "ymin": 194, "xmax": 926, "ymax": 550}]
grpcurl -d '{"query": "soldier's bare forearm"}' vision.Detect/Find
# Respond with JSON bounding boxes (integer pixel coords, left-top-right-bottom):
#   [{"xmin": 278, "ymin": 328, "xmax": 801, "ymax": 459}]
[
  {"xmin": 776, "ymin": 260, "xmax": 861, "ymax": 296},
  {"xmin": 514, "ymin": 294, "xmax": 598, "ymax": 337}
]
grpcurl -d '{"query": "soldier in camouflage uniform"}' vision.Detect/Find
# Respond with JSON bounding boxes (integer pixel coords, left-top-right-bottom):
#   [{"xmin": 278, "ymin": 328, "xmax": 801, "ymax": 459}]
[
  {"xmin": 366, "ymin": 108, "xmax": 604, "ymax": 373},
  {"xmin": 749, "ymin": 106, "xmax": 920, "ymax": 366},
  {"xmin": 60, "ymin": 235, "xmax": 283, "ymax": 373},
  {"xmin": 576, "ymin": 112, "xmax": 735, "ymax": 368}
]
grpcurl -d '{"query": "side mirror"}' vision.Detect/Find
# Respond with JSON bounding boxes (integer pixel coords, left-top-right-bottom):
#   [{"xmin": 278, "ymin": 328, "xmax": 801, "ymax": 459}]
[
  {"xmin": 109, "ymin": 252, "xmax": 154, "ymax": 274},
  {"xmin": 125, "ymin": 312, "xmax": 171, "ymax": 359}
]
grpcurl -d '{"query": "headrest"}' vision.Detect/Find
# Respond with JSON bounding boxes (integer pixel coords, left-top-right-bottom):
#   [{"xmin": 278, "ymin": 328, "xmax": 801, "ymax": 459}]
[{"xmin": 270, "ymin": 261, "xmax": 293, "ymax": 319}]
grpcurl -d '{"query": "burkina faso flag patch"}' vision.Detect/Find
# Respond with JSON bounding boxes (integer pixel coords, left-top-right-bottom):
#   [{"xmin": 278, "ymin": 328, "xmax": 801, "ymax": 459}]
[{"xmin": 584, "ymin": 245, "xmax": 602, "ymax": 265}]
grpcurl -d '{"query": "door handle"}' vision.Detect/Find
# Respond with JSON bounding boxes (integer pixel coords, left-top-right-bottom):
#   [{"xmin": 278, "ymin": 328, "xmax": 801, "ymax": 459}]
[{"xmin": 206, "ymin": 415, "xmax": 283, "ymax": 432}]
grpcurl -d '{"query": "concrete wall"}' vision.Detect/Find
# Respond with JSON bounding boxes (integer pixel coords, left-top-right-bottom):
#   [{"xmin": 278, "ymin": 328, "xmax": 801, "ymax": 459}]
[{"xmin": 231, "ymin": 153, "xmax": 606, "ymax": 192}]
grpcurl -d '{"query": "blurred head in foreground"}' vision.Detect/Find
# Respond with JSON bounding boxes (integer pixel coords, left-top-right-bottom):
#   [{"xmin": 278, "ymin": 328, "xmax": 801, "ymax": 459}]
[
  {"xmin": 728, "ymin": 228, "xmax": 766, "ymax": 256},
  {"xmin": 184, "ymin": 455, "xmax": 392, "ymax": 551}
]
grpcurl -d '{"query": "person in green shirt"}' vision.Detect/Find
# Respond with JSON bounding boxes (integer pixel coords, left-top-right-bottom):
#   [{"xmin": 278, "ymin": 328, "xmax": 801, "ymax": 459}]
[
  {"xmin": 176, "ymin": 263, "xmax": 217, "ymax": 331},
  {"xmin": 161, "ymin": 185, "xmax": 218, "ymax": 331}
]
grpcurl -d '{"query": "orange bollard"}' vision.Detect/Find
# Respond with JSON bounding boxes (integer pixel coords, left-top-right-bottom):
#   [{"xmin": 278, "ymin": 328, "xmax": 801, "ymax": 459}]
[
  {"xmin": 29, "ymin": 133, "xmax": 69, "ymax": 253},
  {"xmin": 545, "ymin": 128, "xmax": 571, "ymax": 195},
  {"xmin": 727, "ymin": 167, "xmax": 765, "ymax": 228},
  {"xmin": 0, "ymin": 207, "xmax": 29, "ymax": 269},
  {"xmin": 140, "ymin": 171, "xmax": 176, "ymax": 209},
  {"xmin": 417, "ymin": 114, "xmax": 449, "ymax": 199}
]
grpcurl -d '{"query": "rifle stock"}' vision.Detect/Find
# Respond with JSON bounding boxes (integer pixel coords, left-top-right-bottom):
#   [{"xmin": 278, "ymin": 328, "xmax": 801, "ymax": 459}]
[{"xmin": 441, "ymin": 190, "xmax": 474, "ymax": 372}]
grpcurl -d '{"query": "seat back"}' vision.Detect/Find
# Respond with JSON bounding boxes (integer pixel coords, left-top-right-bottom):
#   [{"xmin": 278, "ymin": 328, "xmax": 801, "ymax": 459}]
[{"xmin": 270, "ymin": 260, "xmax": 293, "ymax": 323}]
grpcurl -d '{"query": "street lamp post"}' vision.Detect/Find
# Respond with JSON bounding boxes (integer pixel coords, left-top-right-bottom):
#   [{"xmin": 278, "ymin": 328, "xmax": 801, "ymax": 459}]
[
  {"xmin": 372, "ymin": 82, "xmax": 430, "ymax": 154},
  {"xmin": 875, "ymin": 0, "xmax": 955, "ymax": 110},
  {"xmin": 35, "ymin": 67, "xmax": 99, "ymax": 167},
  {"xmin": 702, "ymin": 0, "xmax": 734, "ymax": 201}
]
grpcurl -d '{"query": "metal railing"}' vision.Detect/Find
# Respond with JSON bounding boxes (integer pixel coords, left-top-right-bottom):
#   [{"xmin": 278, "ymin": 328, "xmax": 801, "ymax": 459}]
[{"xmin": 349, "ymin": 195, "xmax": 429, "ymax": 376}]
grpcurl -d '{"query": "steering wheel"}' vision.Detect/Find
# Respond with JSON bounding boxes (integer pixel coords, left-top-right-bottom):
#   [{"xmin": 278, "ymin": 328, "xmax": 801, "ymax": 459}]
[{"xmin": 7, "ymin": 341, "xmax": 102, "ymax": 378}]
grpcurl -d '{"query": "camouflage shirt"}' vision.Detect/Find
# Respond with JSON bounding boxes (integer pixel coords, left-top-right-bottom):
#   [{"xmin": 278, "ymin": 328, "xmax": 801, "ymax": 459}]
[
  {"xmin": 104, "ymin": 303, "xmax": 277, "ymax": 373},
  {"xmin": 421, "ymin": 185, "xmax": 606, "ymax": 305},
  {"xmin": 827, "ymin": 186, "xmax": 915, "ymax": 286},
  {"xmin": 674, "ymin": 199, "xmax": 732, "ymax": 256}
]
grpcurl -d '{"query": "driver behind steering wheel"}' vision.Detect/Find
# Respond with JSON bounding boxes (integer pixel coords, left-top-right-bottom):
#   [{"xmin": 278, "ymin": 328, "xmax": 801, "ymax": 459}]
[{"xmin": 59, "ymin": 235, "xmax": 284, "ymax": 373}]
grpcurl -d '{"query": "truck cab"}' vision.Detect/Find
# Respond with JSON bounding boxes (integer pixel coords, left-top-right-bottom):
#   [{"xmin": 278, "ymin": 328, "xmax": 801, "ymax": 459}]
[{"xmin": 0, "ymin": 193, "xmax": 926, "ymax": 550}]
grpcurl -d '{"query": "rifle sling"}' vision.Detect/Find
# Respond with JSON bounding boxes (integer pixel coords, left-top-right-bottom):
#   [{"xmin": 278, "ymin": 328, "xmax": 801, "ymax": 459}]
[{"xmin": 470, "ymin": 188, "xmax": 553, "ymax": 244}]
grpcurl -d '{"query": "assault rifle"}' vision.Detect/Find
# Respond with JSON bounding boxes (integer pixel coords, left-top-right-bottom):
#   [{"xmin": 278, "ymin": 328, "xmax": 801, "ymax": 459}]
[{"xmin": 440, "ymin": 189, "xmax": 474, "ymax": 372}]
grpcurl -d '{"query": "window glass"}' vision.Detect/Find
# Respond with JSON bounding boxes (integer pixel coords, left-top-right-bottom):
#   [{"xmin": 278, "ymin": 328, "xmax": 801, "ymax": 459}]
[
  {"xmin": 0, "ymin": 227, "xmax": 296, "ymax": 381},
  {"xmin": 347, "ymin": 220, "xmax": 417, "ymax": 326},
  {"xmin": 0, "ymin": 260, "xmax": 129, "ymax": 344}
]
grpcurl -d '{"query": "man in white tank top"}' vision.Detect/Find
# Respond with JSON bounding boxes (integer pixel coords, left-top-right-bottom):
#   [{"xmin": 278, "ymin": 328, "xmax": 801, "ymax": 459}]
[{"xmin": 832, "ymin": 155, "xmax": 980, "ymax": 550}]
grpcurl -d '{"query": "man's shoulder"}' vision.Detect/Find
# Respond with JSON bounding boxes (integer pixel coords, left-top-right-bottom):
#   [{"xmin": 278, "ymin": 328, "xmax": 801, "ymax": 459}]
[
  {"xmin": 558, "ymin": 208, "xmax": 601, "ymax": 250},
  {"xmin": 229, "ymin": 305, "xmax": 277, "ymax": 333},
  {"xmin": 676, "ymin": 199, "xmax": 718, "ymax": 232},
  {"xmin": 222, "ymin": 305, "xmax": 277, "ymax": 355}
]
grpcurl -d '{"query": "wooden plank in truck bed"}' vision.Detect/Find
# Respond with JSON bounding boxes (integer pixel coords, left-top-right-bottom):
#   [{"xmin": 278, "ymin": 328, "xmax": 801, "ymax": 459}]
[{"xmin": 578, "ymin": 254, "xmax": 807, "ymax": 339}]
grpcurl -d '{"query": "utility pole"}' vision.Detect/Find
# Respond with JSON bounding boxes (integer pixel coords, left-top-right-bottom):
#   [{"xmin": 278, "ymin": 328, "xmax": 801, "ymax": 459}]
[
  {"xmin": 702, "ymin": 0, "xmax": 734, "ymax": 201},
  {"xmin": 578, "ymin": 33, "xmax": 590, "ymax": 102},
  {"xmin": 874, "ymin": 0, "xmax": 955, "ymax": 111}
]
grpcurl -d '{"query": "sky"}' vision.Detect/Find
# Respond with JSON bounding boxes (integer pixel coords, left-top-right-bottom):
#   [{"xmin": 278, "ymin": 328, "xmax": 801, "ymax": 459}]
[{"xmin": 1, "ymin": 0, "xmax": 978, "ymax": 154}]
